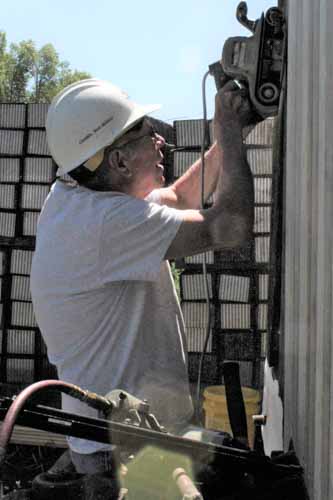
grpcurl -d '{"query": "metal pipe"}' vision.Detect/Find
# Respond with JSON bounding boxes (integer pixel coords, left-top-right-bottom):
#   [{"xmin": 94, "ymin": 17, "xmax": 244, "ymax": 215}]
[{"xmin": 172, "ymin": 467, "xmax": 203, "ymax": 499}]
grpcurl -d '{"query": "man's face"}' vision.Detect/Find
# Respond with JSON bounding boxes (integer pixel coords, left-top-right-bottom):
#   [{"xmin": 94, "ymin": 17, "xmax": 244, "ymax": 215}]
[{"xmin": 112, "ymin": 119, "xmax": 166, "ymax": 198}]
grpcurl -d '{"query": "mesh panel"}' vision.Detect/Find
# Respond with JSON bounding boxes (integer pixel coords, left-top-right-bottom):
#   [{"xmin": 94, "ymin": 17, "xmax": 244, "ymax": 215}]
[
  {"xmin": 21, "ymin": 184, "xmax": 50, "ymax": 210},
  {"xmin": 174, "ymin": 120, "xmax": 207, "ymax": 147},
  {"xmin": 247, "ymin": 148, "xmax": 273, "ymax": 175},
  {"xmin": 0, "ymin": 250, "xmax": 5, "ymax": 330},
  {"xmin": 0, "ymin": 185, "xmax": 16, "ymax": 209},
  {"xmin": 255, "ymin": 236, "xmax": 270, "ymax": 263},
  {"xmin": 182, "ymin": 302, "xmax": 212, "ymax": 352},
  {"xmin": 255, "ymin": 206, "xmax": 271, "ymax": 233},
  {"xmin": 0, "ymin": 130, "xmax": 24, "ymax": 155},
  {"xmin": 22, "ymin": 212, "xmax": 39, "ymax": 236},
  {"xmin": 181, "ymin": 273, "xmax": 213, "ymax": 300},
  {"xmin": 219, "ymin": 275, "xmax": 250, "ymax": 303},
  {"xmin": 27, "ymin": 103, "xmax": 49, "ymax": 128},
  {"xmin": 224, "ymin": 332, "xmax": 256, "ymax": 360},
  {"xmin": 259, "ymin": 274, "xmax": 269, "ymax": 300},
  {"xmin": 244, "ymin": 119, "xmax": 274, "ymax": 145},
  {"xmin": 0, "ymin": 158, "xmax": 20, "ymax": 182},
  {"xmin": 0, "ymin": 213, "xmax": 16, "ymax": 237},
  {"xmin": 0, "ymin": 245, "xmax": 51, "ymax": 387},
  {"xmin": 220, "ymin": 304, "xmax": 251, "ymax": 329},
  {"xmin": 258, "ymin": 304, "xmax": 268, "ymax": 330},
  {"xmin": 0, "ymin": 250, "xmax": 5, "ymax": 275},
  {"xmin": 0, "ymin": 104, "xmax": 26, "ymax": 128},
  {"xmin": 173, "ymin": 151, "xmax": 200, "ymax": 177},
  {"xmin": 185, "ymin": 251, "xmax": 214, "ymax": 265},
  {"xmin": 27, "ymin": 130, "xmax": 49, "ymax": 156},
  {"xmin": 254, "ymin": 177, "xmax": 272, "ymax": 204},
  {"xmin": 11, "ymin": 301, "xmax": 37, "ymax": 327},
  {"xmin": 11, "ymin": 276, "xmax": 31, "ymax": 300},
  {"xmin": 11, "ymin": 250, "xmax": 33, "ymax": 275},
  {"xmin": 7, "ymin": 330, "xmax": 35, "ymax": 354},
  {"xmin": 24, "ymin": 158, "xmax": 54, "ymax": 183},
  {"xmin": 6, "ymin": 358, "xmax": 34, "ymax": 384}
]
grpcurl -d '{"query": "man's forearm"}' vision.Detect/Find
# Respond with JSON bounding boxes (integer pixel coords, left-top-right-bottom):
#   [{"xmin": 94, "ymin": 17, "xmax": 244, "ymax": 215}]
[
  {"xmin": 171, "ymin": 142, "xmax": 221, "ymax": 209},
  {"xmin": 211, "ymin": 139, "xmax": 254, "ymax": 245}
]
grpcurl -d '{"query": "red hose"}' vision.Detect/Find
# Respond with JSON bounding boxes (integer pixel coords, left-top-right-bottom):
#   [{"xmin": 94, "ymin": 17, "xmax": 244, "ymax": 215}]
[{"xmin": 0, "ymin": 379, "xmax": 112, "ymax": 453}]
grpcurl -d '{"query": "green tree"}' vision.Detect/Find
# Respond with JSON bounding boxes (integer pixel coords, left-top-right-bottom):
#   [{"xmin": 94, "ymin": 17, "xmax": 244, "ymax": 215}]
[
  {"xmin": 7, "ymin": 39, "xmax": 36, "ymax": 102},
  {"xmin": 0, "ymin": 31, "xmax": 8, "ymax": 100},
  {"xmin": 51, "ymin": 61, "xmax": 92, "ymax": 101},
  {"xmin": 33, "ymin": 43, "xmax": 59, "ymax": 102},
  {"xmin": 0, "ymin": 31, "xmax": 91, "ymax": 103}
]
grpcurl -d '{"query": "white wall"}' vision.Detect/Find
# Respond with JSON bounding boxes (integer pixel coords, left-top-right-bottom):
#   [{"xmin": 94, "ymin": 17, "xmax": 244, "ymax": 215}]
[{"xmin": 284, "ymin": 1, "xmax": 333, "ymax": 498}]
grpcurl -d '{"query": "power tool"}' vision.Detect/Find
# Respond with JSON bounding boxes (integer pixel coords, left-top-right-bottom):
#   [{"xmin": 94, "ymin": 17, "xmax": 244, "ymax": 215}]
[{"xmin": 209, "ymin": 1, "xmax": 286, "ymax": 118}]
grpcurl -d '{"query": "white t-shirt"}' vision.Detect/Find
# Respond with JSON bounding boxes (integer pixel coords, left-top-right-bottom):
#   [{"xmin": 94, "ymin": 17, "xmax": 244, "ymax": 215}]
[{"xmin": 30, "ymin": 181, "xmax": 193, "ymax": 453}]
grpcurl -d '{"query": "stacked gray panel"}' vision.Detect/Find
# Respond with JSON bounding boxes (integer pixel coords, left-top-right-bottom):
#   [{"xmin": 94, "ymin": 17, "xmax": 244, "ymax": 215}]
[
  {"xmin": 0, "ymin": 103, "xmax": 57, "ymax": 391},
  {"xmin": 0, "ymin": 247, "xmax": 55, "ymax": 387},
  {"xmin": 182, "ymin": 303, "xmax": 212, "ymax": 353},
  {"xmin": 27, "ymin": 103, "xmax": 49, "ymax": 128},
  {"xmin": 0, "ymin": 103, "xmax": 54, "ymax": 241},
  {"xmin": 0, "ymin": 130, "xmax": 24, "ymax": 155},
  {"xmin": 173, "ymin": 151, "xmax": 201, "ymax": 178},
  {"xmin": 0, "ymin": 104, "xmax": 26, "ymax": 128},
  {"xmin": 174, "ymin": 119, "xmax": 213, "ymax": 147}
]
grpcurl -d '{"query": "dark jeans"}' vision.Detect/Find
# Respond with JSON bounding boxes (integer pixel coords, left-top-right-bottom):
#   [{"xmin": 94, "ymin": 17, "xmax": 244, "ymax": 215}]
[
  {"xmin": 48, "ymin": 449, "xmax": 123, "ymax": 499},
  {"xmin": 70, "ymin": 448, "xmax": 116, "ymax": 474}
]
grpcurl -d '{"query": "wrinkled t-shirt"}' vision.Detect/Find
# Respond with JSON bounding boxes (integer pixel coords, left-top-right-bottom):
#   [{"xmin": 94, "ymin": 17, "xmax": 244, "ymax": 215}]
[{"xmin": 30, "ymin": 181, "xmax": 193, "ymax": 453}]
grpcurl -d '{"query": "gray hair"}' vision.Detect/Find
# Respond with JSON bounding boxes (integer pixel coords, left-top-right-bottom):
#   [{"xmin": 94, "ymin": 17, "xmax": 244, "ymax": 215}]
[{"xmin": 67, "ymin": 142, "xmax": 136, "ymax": 191}]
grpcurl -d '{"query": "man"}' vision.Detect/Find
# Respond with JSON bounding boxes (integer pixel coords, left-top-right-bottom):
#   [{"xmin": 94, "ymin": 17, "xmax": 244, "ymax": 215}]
[{"xmin": 30, "ymin": 78, "xmax": 255, "ymax": 475}]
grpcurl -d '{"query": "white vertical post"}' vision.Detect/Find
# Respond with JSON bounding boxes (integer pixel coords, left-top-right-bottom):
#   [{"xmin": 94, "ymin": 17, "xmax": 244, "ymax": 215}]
[{"xmin": 284, "ymin": 1, "xmax": 333, "ymax": 498}]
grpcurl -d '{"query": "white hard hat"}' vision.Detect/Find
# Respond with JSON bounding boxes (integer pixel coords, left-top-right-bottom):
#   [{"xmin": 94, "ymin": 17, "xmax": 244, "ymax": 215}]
[{"xmin": 46, "ymin": 78, "xmax": 161, "ymax": 176}]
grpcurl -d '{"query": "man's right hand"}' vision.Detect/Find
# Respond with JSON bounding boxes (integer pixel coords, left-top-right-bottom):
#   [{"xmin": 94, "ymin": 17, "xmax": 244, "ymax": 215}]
[{"xmin": 214, "ymin": 81, "xmax": 260, "ymax": 148}]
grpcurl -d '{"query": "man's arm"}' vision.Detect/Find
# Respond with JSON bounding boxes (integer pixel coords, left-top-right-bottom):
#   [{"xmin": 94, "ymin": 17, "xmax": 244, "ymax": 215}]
[
  {"xmin": 156, "ymin": 142, "xmax": 221, "ymax": 210},
  {"xmin": 164, "ymin": 82, "xmax": 255, "ymax": 260}
]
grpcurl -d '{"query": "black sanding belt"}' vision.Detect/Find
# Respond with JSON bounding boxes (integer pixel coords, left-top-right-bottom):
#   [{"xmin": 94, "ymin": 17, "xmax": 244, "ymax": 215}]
[{"xmin": 223, "ymin": 361, "xmax": 249, "ymax": 447}]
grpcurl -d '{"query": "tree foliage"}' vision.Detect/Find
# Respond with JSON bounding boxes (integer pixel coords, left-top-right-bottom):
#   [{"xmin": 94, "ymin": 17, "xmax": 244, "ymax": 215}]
[{"xmin": 0, "ymin": 32, "xmax": 91, "ymax": 103}]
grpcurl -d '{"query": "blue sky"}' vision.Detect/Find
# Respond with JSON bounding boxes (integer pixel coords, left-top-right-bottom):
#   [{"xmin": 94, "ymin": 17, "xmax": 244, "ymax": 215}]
[{"xmin": 2, "ymin": 0, "xmax": 276, "ymax": 123}]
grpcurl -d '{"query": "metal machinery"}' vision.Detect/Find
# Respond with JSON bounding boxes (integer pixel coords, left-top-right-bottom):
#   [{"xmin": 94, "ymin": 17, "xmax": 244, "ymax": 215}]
[
  {"xmin": 209, "ymin": 2, "xmax": 285, "ymax": 118},
  {"xmin": 0, "ymin": 372, "xmax": 306, "ymax": 499}
]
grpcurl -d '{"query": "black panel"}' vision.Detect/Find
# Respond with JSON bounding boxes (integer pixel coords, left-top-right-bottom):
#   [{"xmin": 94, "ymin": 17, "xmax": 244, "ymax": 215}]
[{"xmin": 176, "ymin": 119, "xmax": 276, "ymax": 388}]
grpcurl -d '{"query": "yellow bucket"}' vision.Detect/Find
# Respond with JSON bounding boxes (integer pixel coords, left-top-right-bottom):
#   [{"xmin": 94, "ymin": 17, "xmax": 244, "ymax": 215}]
[{"xmin": 203, "ymin": 385, "xmax": 261, "ymax": 448}]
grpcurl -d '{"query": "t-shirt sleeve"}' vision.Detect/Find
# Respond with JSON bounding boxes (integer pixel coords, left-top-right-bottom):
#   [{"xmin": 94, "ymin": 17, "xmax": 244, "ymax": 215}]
[{"xmin": 99, "ymin": 194, "xmax": 184, "ymax": 283}]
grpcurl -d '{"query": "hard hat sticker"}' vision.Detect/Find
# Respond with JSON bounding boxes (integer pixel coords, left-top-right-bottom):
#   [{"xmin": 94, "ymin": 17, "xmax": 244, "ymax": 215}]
[{"xmin": 79, "ymin": 115, "xmax": 114, "ymax": 144}]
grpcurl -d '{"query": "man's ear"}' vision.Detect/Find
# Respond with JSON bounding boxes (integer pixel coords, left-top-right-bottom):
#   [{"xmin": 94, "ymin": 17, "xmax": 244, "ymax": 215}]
[{"xmin": 108, "ymin": 149, "xmax": 132, "ymax": 178}]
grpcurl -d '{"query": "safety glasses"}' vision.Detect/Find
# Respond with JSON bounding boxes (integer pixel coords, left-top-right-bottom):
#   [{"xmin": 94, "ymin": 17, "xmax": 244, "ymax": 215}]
[{"xmin": 112, "ymin": 118, "xmax": 157, "ymax": 149}]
